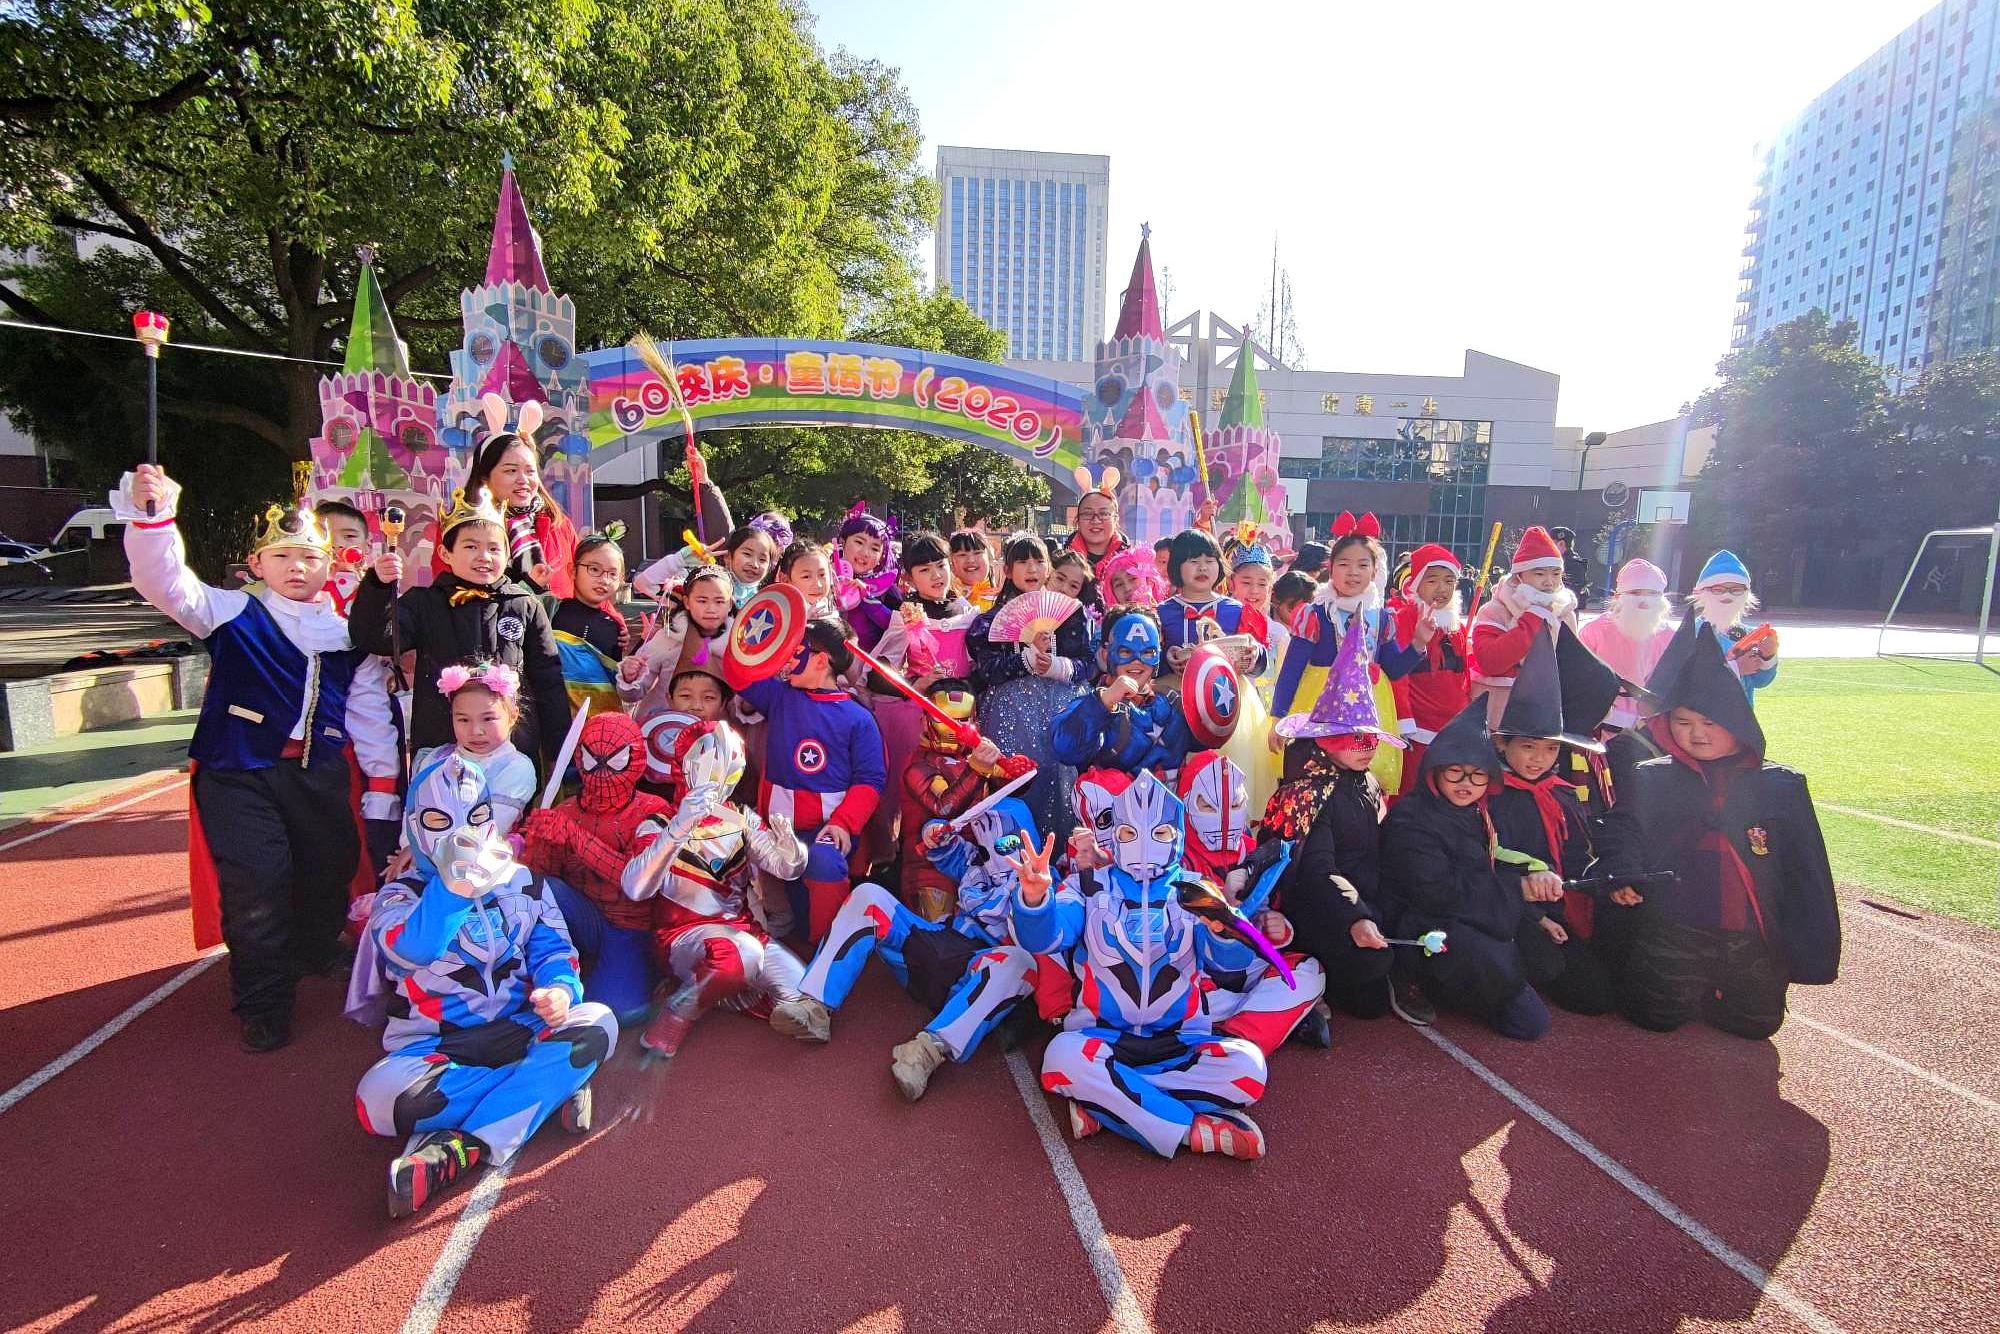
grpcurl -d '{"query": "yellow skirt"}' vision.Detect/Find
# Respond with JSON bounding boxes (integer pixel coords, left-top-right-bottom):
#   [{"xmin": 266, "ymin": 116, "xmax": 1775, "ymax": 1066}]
[{"xmin": 1221, "ymin": 679, "xmax": 1280, "ymax": 826}]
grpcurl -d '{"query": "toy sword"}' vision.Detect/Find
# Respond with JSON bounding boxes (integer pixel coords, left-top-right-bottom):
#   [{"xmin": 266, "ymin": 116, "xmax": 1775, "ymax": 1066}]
[
  {"xmin": 844, "ymin": 636, "xmax": 1031, "ymax": 774},
  {"xmin": 538, "ymin": 698, "xmax": 593, "ymax": 811},
  {"xmin": 946, "ymin": 766, "xmax": 1039, "ymax": 833}
]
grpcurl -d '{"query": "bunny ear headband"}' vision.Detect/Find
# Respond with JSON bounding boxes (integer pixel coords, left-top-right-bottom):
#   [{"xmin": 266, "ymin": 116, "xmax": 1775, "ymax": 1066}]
[
  {"xmin": 1072, "ymin": 463, "xmax": 1122, "ymax": 498},
  {"xmin": 436, "ymin": 660, "xmax": 521, "ymax": 702},
  {"xmin": 477, "ymin": 392, "xmax": 546, "ymax": 444},
  {"xmin": 1330, "ymin": 511, "xmax": 1381, "ymax": 540}
]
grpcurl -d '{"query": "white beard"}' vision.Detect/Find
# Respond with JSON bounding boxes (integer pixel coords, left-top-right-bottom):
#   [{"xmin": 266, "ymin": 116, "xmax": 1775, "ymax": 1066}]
[
  {"xmin": 1692, "ymin": 588, "xmax": 1750, "ymax": 630},
  {"xmin": 1610, "ymin": 592, "xmax": 1668, "ymax": 640},
  {"xmin": 1430, "ymin": 596, "xmax": 1463, "ymax": 633}
]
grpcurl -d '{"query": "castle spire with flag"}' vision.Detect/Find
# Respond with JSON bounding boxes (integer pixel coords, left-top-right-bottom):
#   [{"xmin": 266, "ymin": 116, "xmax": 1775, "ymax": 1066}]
[{"xmin": 308, "ymin": 248, "xmax": 442, "ymax": 502}]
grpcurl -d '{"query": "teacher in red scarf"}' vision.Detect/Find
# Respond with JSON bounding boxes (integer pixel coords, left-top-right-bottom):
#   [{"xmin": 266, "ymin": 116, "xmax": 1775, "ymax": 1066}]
[{"xmin": 446, "ymin": 400, "xmax": 579, "ymax": 598}]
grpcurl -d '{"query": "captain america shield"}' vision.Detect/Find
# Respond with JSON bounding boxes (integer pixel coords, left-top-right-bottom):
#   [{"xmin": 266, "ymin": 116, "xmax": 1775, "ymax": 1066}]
[
  {"xmin": 640, "ymin": 709, "xmax": 698, "ymax": 785},
  {"xmin": 1182, "ymin": 644, "xmax": 1242, "ymax": 748},
  {"xmin": 723, "ymin": 583, "xmax": 809, "ymax": 690}
]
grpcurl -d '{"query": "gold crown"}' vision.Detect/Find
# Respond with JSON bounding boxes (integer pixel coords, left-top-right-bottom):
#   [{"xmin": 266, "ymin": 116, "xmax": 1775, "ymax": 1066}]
[
  {"xmin": 440, "ymin": 485, "xmax": 506, "ymax": 536},
  {"xmin": 251, "ymin": 503, "xmax": 332, "ymax": 555}
]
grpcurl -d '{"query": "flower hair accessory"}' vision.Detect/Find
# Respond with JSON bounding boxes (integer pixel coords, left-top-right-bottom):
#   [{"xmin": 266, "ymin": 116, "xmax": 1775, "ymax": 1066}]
[
  {"xmin": 436, "ymin": 661, "xmax": 521, "ymax": 702},
  {"xmin": 1099, "ymin": 546, "xmax": 1168, "ymax": 605},
  {"xmin": 1330, "ymin": 511, "xmax": 1381, "ymax": 540},
  {"xmin": 748, "ymin": 510, "xmax": 794, "ymax": 549}
]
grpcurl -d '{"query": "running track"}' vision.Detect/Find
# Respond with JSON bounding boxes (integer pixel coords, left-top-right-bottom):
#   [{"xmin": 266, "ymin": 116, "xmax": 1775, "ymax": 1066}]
[{"xmin": 1, "ymin": 777, "xmax": 1995, "ymax": 1333}]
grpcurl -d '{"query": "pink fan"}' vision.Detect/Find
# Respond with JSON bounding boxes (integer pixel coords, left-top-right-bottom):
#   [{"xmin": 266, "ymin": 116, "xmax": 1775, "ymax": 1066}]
[{"xmin": 988, "ymin": 590, "xmax": 1081, "ymax": 645}]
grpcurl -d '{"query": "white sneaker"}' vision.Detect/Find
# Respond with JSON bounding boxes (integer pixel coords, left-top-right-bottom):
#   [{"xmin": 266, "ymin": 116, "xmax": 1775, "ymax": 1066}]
[
  {"xmin": 769, "ymin": 995, "xmax": 831, "ymax": 1042},
  {"xmin": 889, "ymin": 1031, "xmax": 951, "ymax": 1101}
]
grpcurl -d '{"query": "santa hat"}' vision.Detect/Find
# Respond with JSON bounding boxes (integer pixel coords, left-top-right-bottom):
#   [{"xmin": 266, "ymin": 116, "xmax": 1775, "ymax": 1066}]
[
  {"xmin": 1402, "ymin": 542, "xmax": 1462, "ymax": 591},
  {"xmin": 1692, "ymin": 549, "xmax": 1751, "ymax": 592},
  {"xmin": 1510, "ymin": 526, "xmax": 1564, "ymax": 573},
  {"xmin": 1614, "ymin": 558, "xmax": 1667, "ymax": 595}
]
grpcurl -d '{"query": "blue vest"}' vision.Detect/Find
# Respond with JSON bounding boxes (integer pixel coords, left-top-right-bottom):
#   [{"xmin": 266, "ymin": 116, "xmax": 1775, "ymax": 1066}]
[{"xmin": 190, "ymin": 594, "xmax": 360, "ymax": 772}]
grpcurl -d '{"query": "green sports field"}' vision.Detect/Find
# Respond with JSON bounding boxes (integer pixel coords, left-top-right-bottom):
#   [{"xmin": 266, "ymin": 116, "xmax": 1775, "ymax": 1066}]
[{"xmin": 1757, "ymin": 657, "xmax": 2000, "ymax": 926}]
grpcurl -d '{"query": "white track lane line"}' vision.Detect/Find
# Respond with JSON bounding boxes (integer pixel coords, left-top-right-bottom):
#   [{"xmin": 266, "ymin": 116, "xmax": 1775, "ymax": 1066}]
[
  {"xmin": 0, "ymin": 950, "xmax": 222, "ymax": 1116},
  {"xmin": 1004, "ymin": 1049, "xmax": 1151, "ymax": 1334},
  {"xmin": 398, "ymin": 1159, "xmax": 512, "ymax": 1334},
  {"xmin": 1818, "ymin": 803, "xmax": 2000, "ymax": 851},
  {"xmin": 1787, "ymin": 1012, "xmax": 2000, "ymax": 1117},
  {"xmin": 1840, "ymin": 907, "xmax": 2000, "ymax": 968},
  {"xmin": 1418, "ymin": 1027, "xmax": 1846, "ymax": 1334},
  {"xmin": 0, "ymin": 774, "xmax": 189, "ymax": 855}
]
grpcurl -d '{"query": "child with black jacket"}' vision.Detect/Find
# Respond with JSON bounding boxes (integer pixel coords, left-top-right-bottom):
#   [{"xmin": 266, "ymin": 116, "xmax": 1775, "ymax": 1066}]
[
  {"xmin": 1380, "ymin": 700, "xmax": 1560, "ymax": 1040},
  {"xmin": 1616, "ymin": 624, "xmax": 1839, "ymax": 1039},
  {"xmin": 351, "ymin": 487, "xmax": 570, "ymax": 772}
]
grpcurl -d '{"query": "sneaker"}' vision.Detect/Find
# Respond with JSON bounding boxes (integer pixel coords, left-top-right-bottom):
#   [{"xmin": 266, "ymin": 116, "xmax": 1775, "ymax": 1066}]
[
  {"xmin": 1187, "ymin": 1110, "xmax": 1266, "ymax": 1160},
  {"xmin": 387, "ymin": 1131, "xmax": 483, "ymax": 1219},
  {"xmin": 1068, "ymin": 1102, "xmax": 1103, "ymax": 1140},
  {"xmin": 640, "ymin": 1006, "xmax": 695, "ymax": 1060},
  {"xmin": 1289, "ymin": 1000, "xmax": 1334, "ymax": 1049},
  {"xmin": 889, "ymin": 1031, "xmax": 951, "ymax": 1102},
  {"xmin": 559, "ymin": 1084, "xmax": 593, "ymax": 1134},
  {"xmin": 768, "ymin": 995, "xmax": 831, "ymax": 1043},
  {"xmin": 1388, "ymin": 976, "xmax": 1436, "ymax": 1027},
  {"xmin": 239, "ymin": 1013, "xmax": 292, "ymax": 1054}
]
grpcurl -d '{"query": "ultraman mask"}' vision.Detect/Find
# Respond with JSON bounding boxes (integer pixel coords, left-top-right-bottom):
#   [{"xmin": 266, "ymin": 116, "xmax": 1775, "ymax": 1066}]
[
  {"xmin": 1104, "ymin": 611, "xmax": 1163, "ymax": 676},
  {"xmin": 404, "ymin": 751, "xmax": 501, "ymax": 882},
  {"xmin": 1180, "ymin": 753, "xmax": 1249, "ymax": 855},
  {"xmin": 1074, "ymin": 769, "xmax": 1123, "ymax": 857},
  {"xmin": 1106, "ymin": 770, "xmax": 1183, "ymax": 884},
  {"xmin": 923, "ymin": 686, "xmax": 977, "ymax": 754},
  {"xmin": 575, "ymin": 712, "xmax": 645, "ymax": 814},
  {"xmin": 963, "ymin": 798, "xmax": 1037, "ymax": 873},
  {"xmin": 671, "ymin": 719, "xmax": 747, "ymax": 798}
]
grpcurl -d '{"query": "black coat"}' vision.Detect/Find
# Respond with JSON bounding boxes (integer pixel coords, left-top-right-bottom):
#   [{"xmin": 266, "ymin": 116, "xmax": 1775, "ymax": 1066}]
[
  {"xmin": 1487, "ymin": 777, "xmax": 1597, "ymax": 927},
  {"xmin": 1625, "ymin": 756, "xmax": 1841, "ymax": 984},
  {"xmin": 1278, "ymin": 768, "xmax": 1385, "ymax": 961},
  {"xmin": 1380, "ymin": 789, "xmax": 1528, "ymax": 945},
  {"xmin": 349, "ymin": 571, "xmax": 570, "ymax": 769}
]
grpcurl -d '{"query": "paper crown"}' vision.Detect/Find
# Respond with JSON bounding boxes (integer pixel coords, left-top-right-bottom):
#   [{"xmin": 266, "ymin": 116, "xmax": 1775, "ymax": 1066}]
[
  {"xmin": 440, "ymin": 486, "xmax": 506, "ymax": 536},
  {"xmin": 251, "ymin": 503, "xmax": 333, "ymax": 555}
]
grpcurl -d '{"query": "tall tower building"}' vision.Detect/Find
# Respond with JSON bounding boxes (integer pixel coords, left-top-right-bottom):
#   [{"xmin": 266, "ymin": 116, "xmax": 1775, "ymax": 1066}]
[
  {"xmin": 1732, "ymin": 1, "xmax": 2000, "ymax": 376},
  {"xmin": 934, "ymin": 146, "xmax": 1109, "ymax": 360}
]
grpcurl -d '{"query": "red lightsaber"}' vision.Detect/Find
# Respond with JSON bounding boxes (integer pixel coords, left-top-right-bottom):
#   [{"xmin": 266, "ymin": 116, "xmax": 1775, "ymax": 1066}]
[{"xmin": 844, "ymin": 636, "xmax": 1032, "ymax": 776}]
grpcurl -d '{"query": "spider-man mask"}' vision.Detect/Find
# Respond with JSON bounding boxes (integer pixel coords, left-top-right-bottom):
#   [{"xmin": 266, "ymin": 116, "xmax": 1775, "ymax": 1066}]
[{"xmin": 575, "ymin": 712, "xmax": 645, "ymax": 813}]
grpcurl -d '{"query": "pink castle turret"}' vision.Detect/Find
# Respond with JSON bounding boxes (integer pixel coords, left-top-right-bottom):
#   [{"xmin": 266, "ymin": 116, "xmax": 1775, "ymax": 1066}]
[{"xmin": 1080, "ymin": 228, "xmax": 1196, "ymax": 544}]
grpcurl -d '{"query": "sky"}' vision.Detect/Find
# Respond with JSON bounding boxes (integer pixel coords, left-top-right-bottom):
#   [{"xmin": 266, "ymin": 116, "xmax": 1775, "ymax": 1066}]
[{"xmin": 807, "ymin": 0, "xmax": 1942, "ymax": 429}]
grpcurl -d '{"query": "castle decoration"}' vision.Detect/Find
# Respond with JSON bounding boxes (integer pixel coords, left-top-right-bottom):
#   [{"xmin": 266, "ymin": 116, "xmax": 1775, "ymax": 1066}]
[
  {"xmin": 1206, "ymin": 336, "xmax": 1292, "ymax": 554},
  {"xmin": 439, "ymin": 153, "xmax": 595, "ymax": 529},
  {"xmin": 1079, "ymin": 227, "xmax": 1199, "ymax": 544},
  {"xmin": 306, "ymin": 249, "xmax": 457, "ymax": 585}
]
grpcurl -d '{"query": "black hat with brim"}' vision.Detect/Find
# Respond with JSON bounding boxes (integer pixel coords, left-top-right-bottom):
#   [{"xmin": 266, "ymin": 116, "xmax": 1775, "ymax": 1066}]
[{"xmin": 1659, "ymin": 622, "xmax": 1766, "ymax": 758}]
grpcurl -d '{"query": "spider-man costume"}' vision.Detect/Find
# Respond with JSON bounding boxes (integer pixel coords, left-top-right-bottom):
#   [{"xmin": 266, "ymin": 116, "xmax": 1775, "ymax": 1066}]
[
  {"xmin": 519, "ymin": 712, "xmax": 667, "ymax": 1015},
  {"xmin": 619, "ymin": 721, "xmax": 823, "ymax": 1060}
]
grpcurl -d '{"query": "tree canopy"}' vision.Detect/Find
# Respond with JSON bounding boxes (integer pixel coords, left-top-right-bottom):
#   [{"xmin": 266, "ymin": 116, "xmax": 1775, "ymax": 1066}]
[{"xmin": 0, "ymin": 0, "xmax": 1040, "ymax": 545}]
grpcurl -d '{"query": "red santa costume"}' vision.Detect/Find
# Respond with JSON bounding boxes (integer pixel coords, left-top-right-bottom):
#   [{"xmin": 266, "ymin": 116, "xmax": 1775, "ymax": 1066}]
[
  {"xmin": 1577, "ymin": 557, "xmax": 1674, "ymax": 730},
  {"xmin": 1469, "ymin": 526, "xmax": 1579, "ymax": 727},
  {"xmin": 1387, "ymin": 543, "xmax": 1470, "ymax": 796}
]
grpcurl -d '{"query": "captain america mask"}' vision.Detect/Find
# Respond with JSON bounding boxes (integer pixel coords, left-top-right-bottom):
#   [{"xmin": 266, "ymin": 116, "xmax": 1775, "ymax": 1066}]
[{"xmin": 1104, "ymin": 610, "xmax": 1163, "ymax": 679}]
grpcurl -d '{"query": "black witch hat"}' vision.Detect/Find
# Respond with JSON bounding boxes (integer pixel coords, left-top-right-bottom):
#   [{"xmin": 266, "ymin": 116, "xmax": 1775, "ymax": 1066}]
[
  {"xmin": 1497, "ymin": 631, "xmax": 1607, "ymax": 753},
  {"xmin": 1644, "ymin": 612, "xmax": 1702, "ymax": 702},
  {"xmin": 1657, "ymin": 622, "xmax": 1766, "ymax": 757},
  {"xmin": 1556, "ymin": 623, "xmax": 1622, "ymax": 746},
  {"xmin": 1421, "ymin": 697, "xmax": 1503, "ymax": 784}
]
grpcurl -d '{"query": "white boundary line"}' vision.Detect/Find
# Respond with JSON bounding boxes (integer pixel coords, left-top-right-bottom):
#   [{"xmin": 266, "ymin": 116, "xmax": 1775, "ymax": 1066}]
[
  {"xmin": 1819, "ymin": 803, "xmax": 2000, "ymax": 851},
  {"xmin": 1004, "ymin": 1049, "xmax": 1151, "ymax": 1334},
  {"xmin": 0, "ymin": 773, "xmax": 189, "ymax": 855},
  {"xmin": 0, "ymin": 950, "xmax": 221, "ymax": 1116},
  {"xmin": 1787, "ymin": 1013, "xmax": 2000, "ymax": 1117},
  {"xmin": 398, "ymin": 1160, "xmax": 512, "ymax": 1334},
  {"xmin": 1840, "ymin": 907, "xmax": 2000, "ymax": 967},
  {"xmin": 1418, "ymin": 1027, "xmax": 1845, "ymax": 1334}
]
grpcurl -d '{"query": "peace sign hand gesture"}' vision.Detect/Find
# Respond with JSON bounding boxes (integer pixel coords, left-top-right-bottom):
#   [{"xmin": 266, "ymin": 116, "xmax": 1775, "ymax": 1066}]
[{"xmin": 1004, "ymin": 831, "xmax": 1058, "ymax": 906}]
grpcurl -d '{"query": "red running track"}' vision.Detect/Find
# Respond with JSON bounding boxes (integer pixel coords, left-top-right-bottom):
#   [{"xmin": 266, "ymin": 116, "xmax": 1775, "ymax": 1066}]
[{"xmin": 1, "ymin": 778, "xmax": 1996, "ymax": 1333}]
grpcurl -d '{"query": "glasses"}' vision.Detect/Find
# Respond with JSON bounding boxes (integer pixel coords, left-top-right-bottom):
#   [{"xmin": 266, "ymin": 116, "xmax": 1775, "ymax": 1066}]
[
  {"xmin": 1437, "ymin": 767, "xmax": 1491, "ymax": 786},
  {"xmin": 577, "ymin": 563, "xmax": 623, "ymax": 579}
]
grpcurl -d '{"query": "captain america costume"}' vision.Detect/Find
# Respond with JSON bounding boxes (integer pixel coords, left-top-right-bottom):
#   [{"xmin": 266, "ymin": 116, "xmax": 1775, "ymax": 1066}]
[
  {"xmin": 736, "ymin": 674, "xmax": 887, "ymax": 940},
  {"xmin": 1159, "ymin": 595, "xmax": 1269, "ymax": 675}
]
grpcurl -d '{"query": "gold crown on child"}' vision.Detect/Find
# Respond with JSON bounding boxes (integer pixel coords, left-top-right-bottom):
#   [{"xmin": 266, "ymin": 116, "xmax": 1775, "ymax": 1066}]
[
  {"xmin": 440, "ymin": 486, "xmax": 506, "ymax": 536},
  {"xmin": 250, "ymin": 503, "xmax": 332, "ymax": 555}
]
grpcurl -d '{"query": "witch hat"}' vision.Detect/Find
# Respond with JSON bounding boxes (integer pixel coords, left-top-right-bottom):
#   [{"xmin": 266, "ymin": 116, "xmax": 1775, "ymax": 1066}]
[
  {"xmin": 1420, "ymin": 698, "xmax": 1502, "ymax": 785},
  {"xmin": 1275, "ymin": 602, "xmax": 1406, "ymax": 745},
  {"xmin": 1658, "ymin": 622, "xmax": 1766, "ymax": 757},
  {"xmin": 1645, "ymin": 612, "xmax": 1701, "ymax": 702},
  {"xmin": 1556, "ymin": 623, "xmax": 1622, "ymax": 745},
  {"xmin": 1497, "ymin": 632, "xmax": 1607, "ymax": 754}
]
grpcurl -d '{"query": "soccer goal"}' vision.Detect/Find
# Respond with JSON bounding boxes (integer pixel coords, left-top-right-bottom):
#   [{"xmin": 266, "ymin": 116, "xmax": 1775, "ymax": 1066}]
[{"xmin": 1877, "ymin": 525, "xmax": 1999, "ymax": 670}]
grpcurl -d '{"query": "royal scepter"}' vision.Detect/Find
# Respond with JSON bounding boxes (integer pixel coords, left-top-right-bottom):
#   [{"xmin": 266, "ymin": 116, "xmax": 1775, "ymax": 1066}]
[
  {"xmin": 132, "ymin": 310, "xmax": 170, "ymax": 515},
  {"xmin": 379, "ymin": 502, "xmax": 409, "ymax": 695}
]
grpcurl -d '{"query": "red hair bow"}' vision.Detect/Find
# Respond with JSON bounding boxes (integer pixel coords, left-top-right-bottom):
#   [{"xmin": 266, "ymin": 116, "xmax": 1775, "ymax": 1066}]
[{"xmin": 1331, "ymin": 511, "xmax": 1381, "ymax": 539}]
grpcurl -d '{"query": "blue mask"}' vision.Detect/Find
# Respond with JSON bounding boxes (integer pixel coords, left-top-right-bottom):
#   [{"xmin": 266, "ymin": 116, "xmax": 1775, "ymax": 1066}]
[{"xmin": 1106, "ymin": 612, "xmax": 1162, "ymax": 673}]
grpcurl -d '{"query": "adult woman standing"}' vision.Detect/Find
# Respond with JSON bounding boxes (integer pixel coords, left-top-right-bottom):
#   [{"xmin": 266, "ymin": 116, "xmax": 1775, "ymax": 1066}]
[{"xmin": 446, "ymin": 400, "xmax": 580, "ymax": 598}]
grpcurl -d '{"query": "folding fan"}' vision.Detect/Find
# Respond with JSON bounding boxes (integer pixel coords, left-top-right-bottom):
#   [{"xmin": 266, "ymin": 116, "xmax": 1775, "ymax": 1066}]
[{"xmin": 987, "ymin": 590, "xmax": 1081, "ymax": 645}]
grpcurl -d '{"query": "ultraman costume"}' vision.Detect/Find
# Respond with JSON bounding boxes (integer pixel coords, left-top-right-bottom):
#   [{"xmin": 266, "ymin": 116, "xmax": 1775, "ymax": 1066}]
[
  {"xmin": 619, "ymin": 721, "xmax": 816, "ymax": 1057},
  {"xmin": 1178, "ymin": 752, "xmax": 1325, "ymax": 1055},
  {"xmin": 799, "ymin": 797, "xmax": 1044, "ymax": 1063},
  {"xmin": 1016, "ymin": 770, "xmax": 1272, "ymax": 1159},
  {"xmin": 355, "ymin": 751, "xmax": 617, "ymax": 1165},
  {"xmin": 518, "ymin": 712, "xmax": 668, "ymax": 1016}
]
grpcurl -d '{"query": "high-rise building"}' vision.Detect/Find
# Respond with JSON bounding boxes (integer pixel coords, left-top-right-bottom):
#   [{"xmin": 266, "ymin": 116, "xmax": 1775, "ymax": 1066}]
[
  {"xmin": 1732, "ymin": 1, "xmax": 2000, "ymax": 376},
  {"xmin": 934, "ymin": 146, "xmax": 1109, "ymax": 360}
]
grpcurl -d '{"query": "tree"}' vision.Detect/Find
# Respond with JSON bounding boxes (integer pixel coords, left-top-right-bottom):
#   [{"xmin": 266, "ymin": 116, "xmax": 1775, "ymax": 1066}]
[{"xmin": 0, "ymin": 0, "xmax": 945, "ymax": 535}]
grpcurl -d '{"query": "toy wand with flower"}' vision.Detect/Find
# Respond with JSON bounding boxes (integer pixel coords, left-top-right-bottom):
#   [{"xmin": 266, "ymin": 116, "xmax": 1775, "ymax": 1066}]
[{"xmin": 1381, "ymin": 930, "xmax": 1450, "ymax": 956}]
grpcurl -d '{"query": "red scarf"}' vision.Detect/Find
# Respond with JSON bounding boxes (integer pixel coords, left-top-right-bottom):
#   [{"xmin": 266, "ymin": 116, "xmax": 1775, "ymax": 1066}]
[
  {"xmin": 1657, "ymin": 732, "xmax": 1765, "ymax": 936},
  {"xmin": 1503, "ymin": 768, "xmax": 1592, "ymax": 937}
]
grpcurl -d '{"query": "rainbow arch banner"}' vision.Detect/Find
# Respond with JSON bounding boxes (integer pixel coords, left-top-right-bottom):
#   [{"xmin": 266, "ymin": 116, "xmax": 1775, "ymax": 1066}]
[{"xmin": 580, "ymin": 338, "xmax": 1087, "ymax": 484}]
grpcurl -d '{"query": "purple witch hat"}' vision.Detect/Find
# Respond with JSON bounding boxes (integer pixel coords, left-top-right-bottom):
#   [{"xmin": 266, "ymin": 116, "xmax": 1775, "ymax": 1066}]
[{"xmin": 1274, "ymin": 613, "xmax": 1407, "ymax": 746}]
